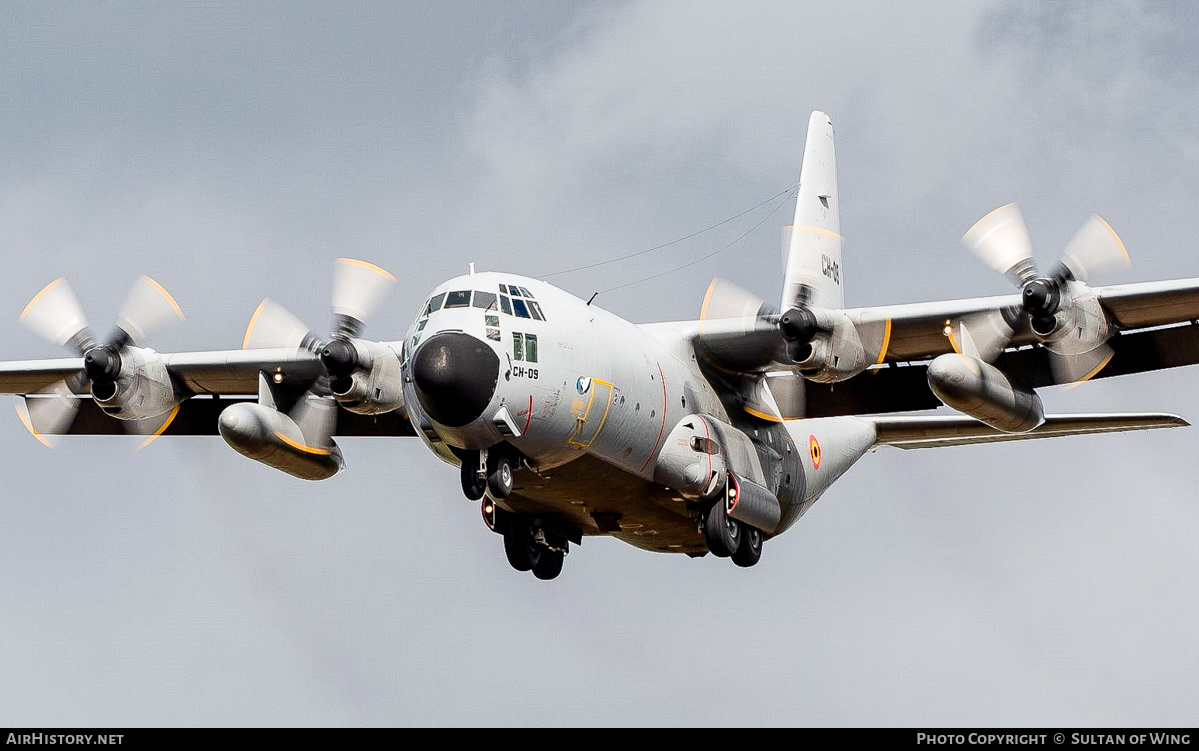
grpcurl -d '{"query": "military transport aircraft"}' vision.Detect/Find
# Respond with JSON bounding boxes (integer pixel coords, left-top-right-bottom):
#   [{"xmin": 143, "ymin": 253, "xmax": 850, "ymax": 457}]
[{"xmin": 4, "ymin": 111, "xmax": 1199, "ymax": 580}]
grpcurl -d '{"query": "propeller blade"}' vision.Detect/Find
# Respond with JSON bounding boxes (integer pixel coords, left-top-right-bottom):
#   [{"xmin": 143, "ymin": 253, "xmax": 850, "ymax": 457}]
[
  {"xmin": 17, "ymin": 379, "xmax": 82, "ymax": 447},
  {"xmin": 962, "ymin": 203, "xmax": 1037, "ymax": 284},
  {"xmin": 1059, "ymin": 215, "xmax": 1130, "ymax": 284},
  {"xmin": 129, "ymin": 404, "xmax": 183, "ymax": 450},
  {"xmin": 289, "ymin": 393, "xmax": 339, "ymax": 453},
  {"xmin": 700, "ymin": 278, "xmax": 775, "ymax": 323},
  {"xmin": 331, "ymin": 258, "xmax": 396, "ymax": 337},
  {"xmin": 697, "ymin": 278, "xmax": 782, "ymax": 369},
  {"xmin": 242, "ymin": 299, "xmax": 319, "ymax": 351},
  {"xmin": 19, "ymin": 279, "xmax": 94, "ymax": 353},
  {"xmin": 113, "ymin": 276, "xmax": 184, "ymax": 346},
  {"xmin": 1051, "ymin": 343, "xmax": 1115, "ymax": 386},
  {"xmin": 957, "ymin": 310, "xmax": 1015, "ymax": 363}
]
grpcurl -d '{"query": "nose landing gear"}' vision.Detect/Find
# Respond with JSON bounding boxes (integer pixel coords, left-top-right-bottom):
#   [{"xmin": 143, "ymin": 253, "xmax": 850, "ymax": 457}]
[{"xmin": 458, "ymin": 446, "xmax": 518, "ymax": 501}]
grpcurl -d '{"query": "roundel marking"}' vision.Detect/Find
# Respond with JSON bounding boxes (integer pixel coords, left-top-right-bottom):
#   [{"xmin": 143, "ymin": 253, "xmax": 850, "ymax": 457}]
[
  {"xmin": 809, "ymin": 434, "xmax": 821, "ymax": 470},
  {"xmin": 576, "ymin": 376, "xmax": 592, "ymax": 394}
]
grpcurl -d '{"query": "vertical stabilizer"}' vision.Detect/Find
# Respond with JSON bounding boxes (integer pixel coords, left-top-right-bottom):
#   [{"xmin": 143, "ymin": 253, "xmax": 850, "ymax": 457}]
[{"xmin": 781, "ymin": 111, "xmax": 842, "ymax": 311}]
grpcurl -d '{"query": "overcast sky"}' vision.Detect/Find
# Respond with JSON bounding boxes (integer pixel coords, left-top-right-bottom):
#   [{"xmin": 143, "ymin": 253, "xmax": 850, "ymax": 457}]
[{"xmin": 2, "ymin": 0, "xmax": 1198, "ymax": 727}]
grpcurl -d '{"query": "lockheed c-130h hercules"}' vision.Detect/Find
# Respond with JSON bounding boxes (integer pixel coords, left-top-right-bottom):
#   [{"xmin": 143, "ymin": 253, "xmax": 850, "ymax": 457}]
[{"xmin": 5, "ymin": 111, "xmax": 1199, "ymax": 580}]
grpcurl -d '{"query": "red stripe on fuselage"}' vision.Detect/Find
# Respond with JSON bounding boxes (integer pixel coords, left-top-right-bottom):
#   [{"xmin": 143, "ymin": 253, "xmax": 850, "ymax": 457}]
[{"xmin": 639, "ymin": 362, "xmax": 668, "ymax": 473}]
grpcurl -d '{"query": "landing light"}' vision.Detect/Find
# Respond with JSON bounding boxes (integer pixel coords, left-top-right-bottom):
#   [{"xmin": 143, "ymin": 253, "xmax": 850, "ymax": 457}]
[
  {"xmin": 272, "ymin": 371, "xmax": 284, "ymax": 384},
  {"xmin": 942, "ymin": 320, "xmax": 953, "ymax": 337}
]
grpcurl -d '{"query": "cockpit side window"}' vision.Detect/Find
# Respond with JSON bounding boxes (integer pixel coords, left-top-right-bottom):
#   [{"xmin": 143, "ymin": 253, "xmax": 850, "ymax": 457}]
[
  {"xmin": 500, "ymin": 295, "xmax": 512, "ymax": 315},
  {"xmin": 472, "ymin": 291, "xmax": 497, "ymax": 310},
  {"xmin": 444, "ymin": 290, "xmax": 471, "ymax": 308}
]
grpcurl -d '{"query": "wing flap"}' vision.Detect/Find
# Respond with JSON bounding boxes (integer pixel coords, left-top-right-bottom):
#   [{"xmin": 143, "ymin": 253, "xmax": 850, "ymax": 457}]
[{"xmin": 870, "ymin": 412, "xmax": 1187, "ymax": 450}]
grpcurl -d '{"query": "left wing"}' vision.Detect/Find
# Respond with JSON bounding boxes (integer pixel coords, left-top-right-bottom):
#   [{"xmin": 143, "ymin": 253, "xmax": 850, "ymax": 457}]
[{"xmin": 847, "ymin": 277, "xmax": 1199, "ymax": 365}]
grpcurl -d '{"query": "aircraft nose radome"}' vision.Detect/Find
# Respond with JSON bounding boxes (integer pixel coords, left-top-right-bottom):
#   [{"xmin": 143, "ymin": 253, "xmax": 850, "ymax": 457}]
[{"xmin": 411, "ymin": 332, "xmax": 500, "ymax": 428}]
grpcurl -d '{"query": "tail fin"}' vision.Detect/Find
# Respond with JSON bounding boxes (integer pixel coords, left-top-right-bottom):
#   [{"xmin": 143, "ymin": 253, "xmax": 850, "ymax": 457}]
[{"xmin": 781, "ymin": 111, "xmax": 842, "ymax": 311}]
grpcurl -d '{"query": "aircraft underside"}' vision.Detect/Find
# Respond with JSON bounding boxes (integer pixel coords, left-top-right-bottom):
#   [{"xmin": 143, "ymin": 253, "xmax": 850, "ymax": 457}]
[{"xmin": 498, "ymin": 452, "xmax": 710, "ymax": 557}]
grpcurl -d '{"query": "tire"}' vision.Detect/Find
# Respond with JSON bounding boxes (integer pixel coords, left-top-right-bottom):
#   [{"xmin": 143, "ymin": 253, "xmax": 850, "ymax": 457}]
[
  {"xmin": 503, "ymin": 520, "xmax": 540, "ymax": 572},
  {"xmin": 532, "ymin": 549, "xmax": 564, "ymax": 580},
  {"xmin": 460, "ymin": 455, "xmax": 486, "ymax": 501},
  {"xmin": 703, "ymin": 501, "xmax": 741, "ymax": 558},
  {"xmin": 486, "ymin": 451, "xmax": 515, "ymax": 499},
  {"xmin": 732, "ymin": 525, "xmax": 763, "ymax": 568}
]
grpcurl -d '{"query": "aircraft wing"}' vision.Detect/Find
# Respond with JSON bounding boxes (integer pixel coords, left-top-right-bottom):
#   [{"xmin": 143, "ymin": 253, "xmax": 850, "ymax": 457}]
[
  {"xmin": 849, "ymin": 277, "xmax": 1199, "ymax": 364},
  {"xmin": 0, "ymin": 347, "xmax": 417, "ymax": 437},
  {"xmin": 0, "ymin": 348, "xmax": 323, "ymax": 396},
  {"xmin": 869, "ymin": 412, "xmax": 1188, "ymax": 450}
]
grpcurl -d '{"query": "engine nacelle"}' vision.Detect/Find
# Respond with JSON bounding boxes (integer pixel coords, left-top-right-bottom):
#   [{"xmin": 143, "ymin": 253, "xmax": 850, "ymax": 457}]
[
  {"xmin": 927, "ymin": 353, "xmax": 1045, "ymax": 433},
  {"xmin": 1032, "ymin": 281, "xmax": 1110, "ymax": 356},
  {"xmin": 329, "ymin": 340, "xmax": 405, "ymax": 415},
  {"xmin": 91, "ymin": 347, "xmax": 182, "ymax": 421},
  {"xmin": 792, "ymin": 308, "xmax": 868, "ymax": 383},
  {"xmin": 218, "ymin": 402, "xmax": 344, "ymax": 481}
]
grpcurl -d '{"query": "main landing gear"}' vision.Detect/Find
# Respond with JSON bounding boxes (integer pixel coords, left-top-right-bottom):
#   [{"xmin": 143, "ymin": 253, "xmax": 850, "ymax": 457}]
[
  {"xmin": 482, "ymin": 501, "xmax": 568, "ymax": 580},
  {"xmin": 458, "ymin": 446, "xmax": 517, "ymax": 501},
  {"xmin": 702, "ymin": 497, "xmax": 764, "ymax": 568}
]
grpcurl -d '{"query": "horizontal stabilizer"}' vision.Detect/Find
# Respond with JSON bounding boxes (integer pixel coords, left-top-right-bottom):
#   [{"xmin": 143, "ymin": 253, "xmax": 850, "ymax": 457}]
[{"xmin": 870, "ymin": 412, "xmax": 1187, "ymax": 450}]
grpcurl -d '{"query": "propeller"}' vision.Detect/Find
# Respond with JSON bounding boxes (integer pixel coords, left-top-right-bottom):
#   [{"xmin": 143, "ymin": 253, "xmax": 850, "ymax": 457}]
[
  {"xmin": 17, "ymin": 276, "xmax": 185, "ymax": 446},
  {"xmin": 242, "ymin": 257, "xmax": 396, "ymax": 450},
  {"xmin": 959, "ymin": 203, "xmax": 1129, "ymax": 383}
]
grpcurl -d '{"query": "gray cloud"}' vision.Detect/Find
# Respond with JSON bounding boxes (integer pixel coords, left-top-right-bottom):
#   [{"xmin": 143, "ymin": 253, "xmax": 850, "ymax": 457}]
[{"xmin": 1, "ymin": 0, "xmax": 1196, "ymax": 727}]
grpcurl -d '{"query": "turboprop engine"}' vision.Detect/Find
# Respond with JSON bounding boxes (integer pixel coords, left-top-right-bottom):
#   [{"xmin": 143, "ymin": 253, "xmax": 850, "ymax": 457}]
[
  {"xmin": 319, "ymin": 338, "xmax": 405, "ymax": 415},
  {"xmin": 17, "ymin": 275, "xmax": 187, "ymax": 439},
  {"xmin": 695, "ymin": 278, "xmax": 873, "ymax": 383}
]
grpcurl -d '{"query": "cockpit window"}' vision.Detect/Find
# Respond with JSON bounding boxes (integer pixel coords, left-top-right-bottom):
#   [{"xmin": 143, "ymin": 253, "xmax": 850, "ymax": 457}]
[
  {"xmin": 512, "ymin": 298, "xmax": 531, "ymax": 318},
  {"xmin": 500, "ymin": 295, "xmax": 512, "ymax": 315},
  {"xmin": 472, "ymin": 291, "xmax": 497, "ymax": 309},
  {"xmin": 528, "ymin": 301, "xmax": 545, "ymax": 321},
  {"xmin": 444, "ymin": 290, "xmax": 471, "ymax": 308},
  {"xmin": 422, "ymin": 292, "xmax": 446, "ymax": 317}
]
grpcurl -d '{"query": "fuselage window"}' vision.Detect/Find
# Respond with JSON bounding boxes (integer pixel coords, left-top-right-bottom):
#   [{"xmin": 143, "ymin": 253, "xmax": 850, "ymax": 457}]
[
  {"xmin": 512, "ymin": 332, "xmax": 524, "ymax": 361},
  {"xmin": 472, "ymin": 291, "xmax": 497, "ymax": 309},
  {"xmin": 512, "ymin": 298, "xmax": 531, "ymax": 318},
  {"xmin": 444, "ymin": 290, "xmax": 471, "ymax": 308},
  {"xmin": 500, "ymin": 295, "xmax": 512, "ymax": 315}
]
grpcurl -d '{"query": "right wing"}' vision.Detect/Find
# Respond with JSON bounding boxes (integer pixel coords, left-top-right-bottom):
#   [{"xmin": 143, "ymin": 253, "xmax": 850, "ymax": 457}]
[
  {"xmin": 869, "ymin": 412, "xmax": 1188, "ymax": 450},
  {"xmin": 0, "ymin": 347, "xmax": 417, "ymax": 438}
]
